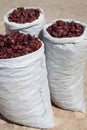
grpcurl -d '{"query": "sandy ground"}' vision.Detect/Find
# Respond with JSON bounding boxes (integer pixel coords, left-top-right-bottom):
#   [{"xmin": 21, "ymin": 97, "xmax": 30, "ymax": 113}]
[{"xmin": 0, "ymin": 0, "xmax": 87, "ymax": 130}]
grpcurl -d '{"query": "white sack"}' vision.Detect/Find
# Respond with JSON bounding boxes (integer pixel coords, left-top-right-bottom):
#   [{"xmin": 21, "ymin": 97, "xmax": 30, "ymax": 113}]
[
  {"xmin": 4, "ymin": 7, "xmax": 46, "ymax": 39},
  {"xmin": 43, "ymin": 19, "xmax": 87, "ymax": 112},
  {"xmin": 0, "ymin": 42, "xmax": 54, "ymax": 128}
]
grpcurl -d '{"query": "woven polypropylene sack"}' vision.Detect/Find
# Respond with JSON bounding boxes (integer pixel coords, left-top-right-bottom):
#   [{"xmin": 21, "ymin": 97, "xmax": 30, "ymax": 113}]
[
  {"xmin": 0, "ymin": 42, "xmax": 54, "ymax": 128},
  {"xmin": 4, "ymin": 7, "xmax": 46, "ymax": 39},
  {"xmin": 43, "ymin": 19, "xmax": 87, "ymax": 112}
]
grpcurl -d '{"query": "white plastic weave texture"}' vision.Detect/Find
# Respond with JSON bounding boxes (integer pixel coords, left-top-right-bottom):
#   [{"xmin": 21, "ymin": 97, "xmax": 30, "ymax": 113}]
[
  {"xmin": 0, "ymin": 42, "xmax": 54, "ymax": 128},
  {"xmin": 43, "ymin": 19, "xmax": 87, "ymax": 112},
  {"xmin": 4, "ymin": 7, "xmax": 46, "ymax": 39}
]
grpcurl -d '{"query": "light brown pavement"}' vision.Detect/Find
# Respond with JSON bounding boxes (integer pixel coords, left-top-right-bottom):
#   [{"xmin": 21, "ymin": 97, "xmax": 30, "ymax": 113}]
[{"xmin": 0, "ymin": 0, "xmax": 87, "ymax": 130}]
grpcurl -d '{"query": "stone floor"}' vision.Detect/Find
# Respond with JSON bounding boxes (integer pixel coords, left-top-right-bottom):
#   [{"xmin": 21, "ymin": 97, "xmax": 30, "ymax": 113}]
[{"xmin": 0, "ymin": 0, "xmax": 87, "ymax": 130}]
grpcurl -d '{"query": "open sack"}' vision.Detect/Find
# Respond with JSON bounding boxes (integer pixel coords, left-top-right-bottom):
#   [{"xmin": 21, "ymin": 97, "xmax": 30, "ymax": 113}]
[
  {"xmin": 0, "ymin": 41, "xmax": 54, "ymax": 128},
  {"xmin": 43, "ymin": 19, "xmax": 87, "ymax": 112},
  {"xmin": 4, "ymin": 7, "xmax": 46, "ymax": 39}
]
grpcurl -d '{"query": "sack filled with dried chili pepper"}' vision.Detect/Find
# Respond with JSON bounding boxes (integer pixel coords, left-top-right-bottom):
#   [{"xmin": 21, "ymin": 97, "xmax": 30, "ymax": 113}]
[
  {"xmin": 0, "ymin": 32, "xmax": 54, "ymax": 128},
  {"xmin": 4, "ymin": 7, "xmax": 46, "ymax": 39},
  {"xmin": 43, "ymin": 19, "xmax": 87, "ymax": 112}
]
